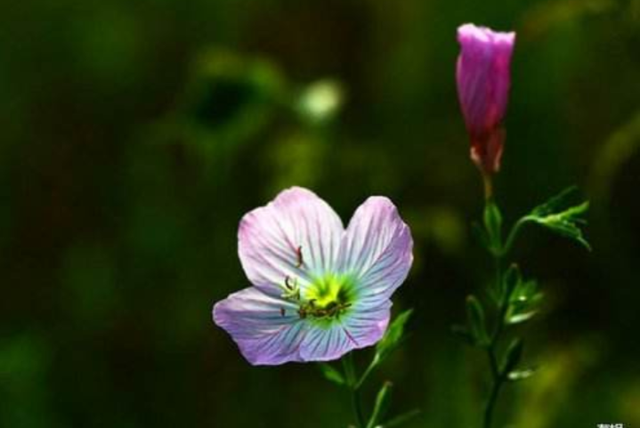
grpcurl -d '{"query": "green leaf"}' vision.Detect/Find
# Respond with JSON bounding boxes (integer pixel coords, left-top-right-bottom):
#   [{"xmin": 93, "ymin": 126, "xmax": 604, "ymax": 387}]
[
  {"xmin": 503, "ymin": 264, "xmax": 522, "ymax": 297},
  {"xmin": 375, "ymin": 309, "xmax": 413, "ymax": 362},
  {"xmin": 483, "ymin": 201, "xmax": 503, "ymax": 253},
  {"xmin": 367, "ymin": 381, "xmax": 393, "ymax": 428},
  {"xmin": 507, "ymin": 367, "xmax": 537, "ymax": 382},
  {"xmin": 502, "ymin": 337, "xmax": 524, "ymax": 375},
  {"xmin": 466, "ymin": 296, "xmax": 489, "ymax": 347},
  {"xmin": 507, "ymin": 310, "xmax": 539, "ymax": 325},
  {"xmin": 491, "ymin": 263, "xmax": 521, "ymax": 306},
  {"xmin": 525, "ymin": 186, "xmax": 591, "ymax": 250},
  {"xmin": 506, "ymin": 276, "xmax": 544, "ymax": 325},
  {"xmin": 318, "ymin": 363, "xmax": 345, "ymax": 386},
  {"xmin": 381, "ymin": 409, "xmax": 421, "ymax": 427}
]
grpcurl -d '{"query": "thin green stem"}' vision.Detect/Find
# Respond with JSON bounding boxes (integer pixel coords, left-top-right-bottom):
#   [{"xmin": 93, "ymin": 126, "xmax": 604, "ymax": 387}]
[
  {"xmin": 355, "ymin": 356, "xmax": 379, "ymax": 390},
  {"xmin": 383, "ymin": 409, "xmax": 422, "ymax": 427},
  {"xmin": 500, "ymin": 217, "xmax": 529, "ymax": 257},
  {"xmin": 483, "ymin": 247, "xmax": 517, "ymax": 428},
  {"xmin": 343, "ymin": 353, "xmax": 366, "ymax": 428},
  {"xmin": 483, "ymin": 369, "xmax": 503, "ymax": 428},
  {"xmin": 483, "ymin": 253, "xmax": 504, "ymax": 428}
]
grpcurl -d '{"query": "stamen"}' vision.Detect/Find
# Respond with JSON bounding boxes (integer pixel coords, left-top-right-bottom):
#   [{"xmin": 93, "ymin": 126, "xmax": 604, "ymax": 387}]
[
  {"xmin": 295, "ymin": 246, "xmax": 304, "ymax": 268},
  {"xmin": 281, "ymin": 276, "xmax": 301, "ymax": 301},
  {"xmin": 284, "ymin": 276, "xmax": 294, "ymax": 290},
  {"xmin": 296, "ymin": 300, "xmax": 351, "ymax": 320},
  {"xmin": 280, "ymin": 308, "xmax": 286, "ymax": 317}
]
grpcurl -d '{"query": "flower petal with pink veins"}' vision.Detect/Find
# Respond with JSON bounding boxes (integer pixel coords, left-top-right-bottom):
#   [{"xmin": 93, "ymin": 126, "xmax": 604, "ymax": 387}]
[{"xmin": 238, "ymin": 187, "xmax": 344, "ymax": 296}]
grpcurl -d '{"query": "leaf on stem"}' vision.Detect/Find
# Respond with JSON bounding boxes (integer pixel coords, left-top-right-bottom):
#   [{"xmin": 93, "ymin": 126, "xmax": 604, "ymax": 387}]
[
  {"xmin": 505, "ymin": 275, "xmax": 543, "ymax": 325},
  {"xmin": 318, "ymin": 363, "xmax": 346, "ymax": 386},
  {"xmin": 502, "ymin": 337, "xmax": 524, "ymax": 375},
  {"xmin": 466, "ymin": 295, "xmax": 489, "ymax": 347},
  {"xmin": 489, "ymin": 263, "xmax": 520, "ymax": 307},
  {"xmin": 380, "ymin": 408, "xmax": 421, "ymax": 427},
  {"xmin": 366, "ymin": 381, "xmax": 393, "ymax": 428},
  {"xmin": 507, "ymin": 367, "xmax": 537, "ymax": 382},
  {"xmin": 375, "ymin": 309, "xmax": 413, "ymax": 363},
  {"xmin": 503, "ymin": 264, "xmax": 521, "ymax": 296},
  {"xmin": 483, "ymin": 201, "xmax": 503, "ymax": 254},
  {"xmin": 524, "ymin": 186, "xmax": 591, "ymax": 250}
]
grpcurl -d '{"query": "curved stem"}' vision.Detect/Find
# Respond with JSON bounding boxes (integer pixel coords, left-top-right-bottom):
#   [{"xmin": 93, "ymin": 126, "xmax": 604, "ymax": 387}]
[
  {"xmin": 351, "ymin": 388, "xmax": 365, "ymax": 428},
  {"xmin": 500, "ymin": 217, "xmax": 529, "ymax": 257},
  {"xmin": 343, "ymin": 353, "xmax": 366, "ymax": 428},
  {"xmin": 355, "ymin": 356, "xmax": 379, "ymax": 390}
]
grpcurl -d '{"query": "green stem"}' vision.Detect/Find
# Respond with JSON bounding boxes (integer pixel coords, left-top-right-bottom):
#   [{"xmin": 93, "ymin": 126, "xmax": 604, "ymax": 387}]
[
  {"xmin": 483, "ymin": 254, "xmax": 504, "ymax": 428},
  {"xmin": 383, "ymin": 409, "xmax": 422, "ymax": 427},
  {"xmin": 483, "ymin": 369, "xmax": 503, "ymax": 428},
  {"xmin": 343, "ymin": 353, "xmax": 366, "ymax": 428},
  {"xmin": 483, "ymin": 249, "xmax": 517, "ymax": 428},
  {"xmin": 500, "ymin": 217, "xmax": 529, "ymax": 257},
  {"xmin": 355, "ymin": 356, "xmax": 379, "ymax": 390}
]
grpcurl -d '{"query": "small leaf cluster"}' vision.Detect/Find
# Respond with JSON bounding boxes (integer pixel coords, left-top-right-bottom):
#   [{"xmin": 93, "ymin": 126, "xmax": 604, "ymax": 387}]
[
  {"xmin": 509, "ymin": 186, "xmax": 591, "ymax": 253},
  {"xmin": 455, "ymin": 186, "xmax": 590, "ymax": 400},
  {"xmin": 523, "ymin": 186, "xmax": 591, "ymax": 250},
  {"xmin": 452, "ymin": 265, "xmax": 541, "ymax": 382}
]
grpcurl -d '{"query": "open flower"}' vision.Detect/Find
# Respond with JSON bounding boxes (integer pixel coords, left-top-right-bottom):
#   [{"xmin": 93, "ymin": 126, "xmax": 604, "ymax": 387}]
[
  {"xmin": 213, "ymin": 187, "xmax": 413, "ymax": 365},
  {"xmin": 456, "ymin": 24, "xmax": 516, "ymax": 176}
]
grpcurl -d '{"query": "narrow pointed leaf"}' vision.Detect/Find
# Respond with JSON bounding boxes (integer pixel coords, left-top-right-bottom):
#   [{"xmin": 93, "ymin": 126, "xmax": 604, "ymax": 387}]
[
  {"xmin": 466, "ymin": 295, "xmax": 489, "ymax": 347},
  {"xmin": 376, "ymin": 309, "xmax": 413, "ymax": 362},
  {"xmin": 503, "ymin": 264, "xmax": 522, "ymax": 298},
  {"xmin": 506, "ymin": 276, "xmax": 543, "ymax": 325},
  {"xmin": 381, "ymin": 408, "xmax": 421, "ymax": 427},
  {"xmin": 318, "ymin": 363, "xmax": 346, "ymax": 386},
  {"xmin": 502, "ymin": 337, "xmax": 524, "ymax": 374},
  {"xmin": 483, "ymin": 201, "xmax": 503, "ymax": 252},
  {"xmin": 506, "ymin": 310, "xmax": 539, "ymax": 325},
  {"xmin": 367, "ymin": 381, "xmax": 393, "ymax": 428},
  {"xmin": 508, "ymin": 367, "xmax": 537, "ymax": 382},
  {"xmin": 525, "ymin": 187, "xmax": 591, "ymax": 250}
]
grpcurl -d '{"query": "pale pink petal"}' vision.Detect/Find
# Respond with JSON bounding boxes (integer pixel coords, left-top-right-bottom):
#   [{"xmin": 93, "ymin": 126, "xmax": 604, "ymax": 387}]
[
  {"xmin": 213, "ymin": 287, "xmax": 308, "ymax": 365},
  {"xmin": 238, "ymin": 187, "xmax": 344, "ymax": 295},
  {"xmin": 337, "ymin": 197, "xmax": 413, "ymax": 302}
]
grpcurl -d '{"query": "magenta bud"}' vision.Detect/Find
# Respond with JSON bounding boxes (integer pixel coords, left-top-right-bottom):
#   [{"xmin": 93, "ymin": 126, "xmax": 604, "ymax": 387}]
[{"xmin": 456, "ymin": 23, "xmax": 516, "ymax": 176}]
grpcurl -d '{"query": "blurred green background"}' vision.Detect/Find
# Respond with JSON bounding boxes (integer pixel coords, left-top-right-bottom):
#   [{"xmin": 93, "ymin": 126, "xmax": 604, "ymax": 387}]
[{"xmin": 1, "ymin": 0, "xmax": 639, "ymax": 427}]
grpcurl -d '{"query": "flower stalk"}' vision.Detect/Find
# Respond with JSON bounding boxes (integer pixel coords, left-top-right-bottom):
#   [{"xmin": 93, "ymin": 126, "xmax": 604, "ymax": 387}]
[
  {"xmin": 455, "ymin": 191, "xmax": 590, "ymax": 428},
  {"xmin": 343, "ymin": 353, "xmax": 366, "ymax": 428},
  {"xmin": 482, "ymin": 221, "xmax": 512, "ymax": 428},
  {"xmin": 454, "ymin": 24, "xmax": 590, "ymax": 427},
  {"xmin": 319, "ymin": 310, "xmax": 417, "ymax": 428}
]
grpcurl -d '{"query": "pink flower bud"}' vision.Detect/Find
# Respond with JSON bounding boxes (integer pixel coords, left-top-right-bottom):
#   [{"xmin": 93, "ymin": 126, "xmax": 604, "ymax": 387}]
[{"xmin": 456, "ymin": 24, "xmax": 515, "ymax": 176}]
